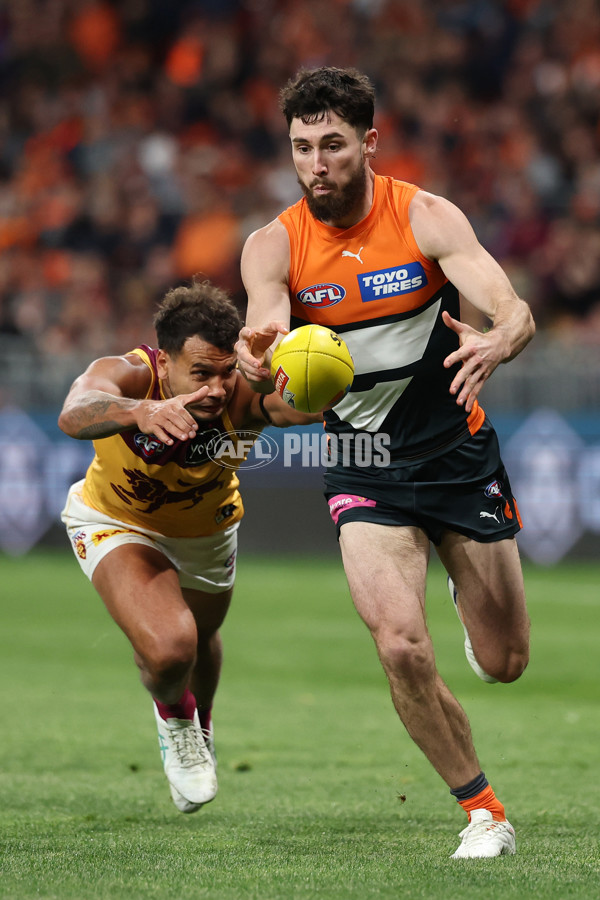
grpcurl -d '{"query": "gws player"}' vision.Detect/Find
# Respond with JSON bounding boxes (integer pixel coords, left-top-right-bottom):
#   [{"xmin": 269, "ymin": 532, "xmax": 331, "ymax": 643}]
[{"xmin": 236, "ymin": 67, "xmax": 535, "ymax": 858}]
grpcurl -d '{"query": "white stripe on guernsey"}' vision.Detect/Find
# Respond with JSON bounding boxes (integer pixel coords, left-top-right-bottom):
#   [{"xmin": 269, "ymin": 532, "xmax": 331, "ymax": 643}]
[
  {"xmin": 332, "ymin": 298, "xmax": 441, "ymax": 432},
  {"xmin": 342, "ymin": 297, "xmax": 441, "ymax": 376},
  {"xmin": 334, "ymin": 377, "xmax": 414, "ymax": 431}
]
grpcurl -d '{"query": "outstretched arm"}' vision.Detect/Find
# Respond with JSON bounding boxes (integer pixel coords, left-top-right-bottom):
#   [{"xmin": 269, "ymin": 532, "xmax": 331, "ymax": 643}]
[
  {"xmin": 58, "ymin": 355, "xmax": 209, "ymax": 445},
  {"xmin": 228, "ymin": 372, "xmax": 322, "ymax": 430},
  {"xmin": 236, "ymin": 219, "xmax": 292, "ymax": 389},
  {"xmin": 410, "ymin": 191, "xmax": 535, "ymax": 412},
  {"xmin": 254, "ymin": 390, "xmax": 323, "ymax": 428}
]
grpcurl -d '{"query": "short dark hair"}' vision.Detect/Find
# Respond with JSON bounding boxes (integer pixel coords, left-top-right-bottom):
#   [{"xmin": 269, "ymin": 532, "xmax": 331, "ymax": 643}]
[
  {"xmin": 153, "ymin": 278, "xmax": 242, "ymax": 356},
  {"xmin": 279, "ymin": 66, "xmax": 375, "ymax": 133}
]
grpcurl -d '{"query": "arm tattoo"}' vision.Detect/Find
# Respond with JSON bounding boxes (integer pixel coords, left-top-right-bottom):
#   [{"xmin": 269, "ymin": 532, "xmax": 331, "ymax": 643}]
[
  {"xmin": 72, "ymin": 395, "xmax": 135, "ymax": 440},
  {"xmin": 76, "ymin": 421, "xmax": 123, "ymax": 439}
]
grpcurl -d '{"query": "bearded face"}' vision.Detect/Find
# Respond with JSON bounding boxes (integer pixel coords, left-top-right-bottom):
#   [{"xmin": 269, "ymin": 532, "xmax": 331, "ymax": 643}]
[
  {"xmin": 290, "ymin": 111, "xmax": 375, "ymax": 228},
  {"xmin": 298, "ymin": 161, "xmax": 367, "ymax": 224}
]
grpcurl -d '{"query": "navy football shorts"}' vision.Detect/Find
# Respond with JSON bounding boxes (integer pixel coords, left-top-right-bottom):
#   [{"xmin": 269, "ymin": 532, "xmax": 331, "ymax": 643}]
[{"xmin": 324, "ymin": 420, "xmax": 522, "ymax": 545}]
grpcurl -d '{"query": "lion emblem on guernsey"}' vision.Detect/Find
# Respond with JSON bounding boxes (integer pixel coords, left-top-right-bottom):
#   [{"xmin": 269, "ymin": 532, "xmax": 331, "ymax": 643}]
[{"xmin": 110, "ymin": 469, "xmax": 222, "ymax": 513}]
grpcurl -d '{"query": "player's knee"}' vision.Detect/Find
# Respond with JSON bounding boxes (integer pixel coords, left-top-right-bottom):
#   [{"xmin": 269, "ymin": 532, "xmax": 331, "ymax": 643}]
[
  {"xmin": 481, "ymin": 643, "xmax": 529, "ymax": 683},
  {"xmin": 496, "ymin": 646, "xmax": 529, "ymax": 683},
  {"xmin": 375, "ymin": 631, "xmax": 435, "ymax": 687},
  {"xmin": 139, "ymin": 619, "xmax": 197, "ymax": 685}
]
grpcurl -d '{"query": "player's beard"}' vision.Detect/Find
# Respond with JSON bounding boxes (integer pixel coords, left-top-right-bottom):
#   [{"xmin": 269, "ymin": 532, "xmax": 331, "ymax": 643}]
[{"xmin": 299, "ymin": 162, "xmax": 367, "ymax": 224}]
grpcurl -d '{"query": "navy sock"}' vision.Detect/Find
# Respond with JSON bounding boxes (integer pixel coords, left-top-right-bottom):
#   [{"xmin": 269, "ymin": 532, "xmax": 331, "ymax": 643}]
[{"xmin": 450, "ymin": 771, "xmax": 489, "ymax": 801}]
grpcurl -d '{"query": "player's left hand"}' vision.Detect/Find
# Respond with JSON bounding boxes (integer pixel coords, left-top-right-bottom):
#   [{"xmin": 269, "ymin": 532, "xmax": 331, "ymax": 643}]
[{"xmin": 442, "ymin": 310, "xmax": 508, "ymax": 412}]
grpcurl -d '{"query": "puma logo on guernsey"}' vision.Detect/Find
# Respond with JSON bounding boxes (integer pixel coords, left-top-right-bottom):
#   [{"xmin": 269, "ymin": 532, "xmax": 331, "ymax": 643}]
[{"xmin": 342, "ymin": 247, "xmax": 364, "ymax": 264}]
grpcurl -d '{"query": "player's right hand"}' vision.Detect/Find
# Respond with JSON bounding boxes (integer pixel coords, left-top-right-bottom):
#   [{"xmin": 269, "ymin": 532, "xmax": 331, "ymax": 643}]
[
  {"xmin": 136, "ymin": 387, "xmax": 209, "ymax": 444},
  {"xmin": 235, "ymin": 322, "xmax": 288, "ymax": 383}
]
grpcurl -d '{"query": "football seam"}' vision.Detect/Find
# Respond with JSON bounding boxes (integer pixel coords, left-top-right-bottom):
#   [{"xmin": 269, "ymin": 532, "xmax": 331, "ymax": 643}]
[
  {"xmin": 305, "ymin": 328, "xmax": 312, "ymax": 409},
  {"xmin": 307, "ymin": 352, "xmax": 353, "ymax": 412}
]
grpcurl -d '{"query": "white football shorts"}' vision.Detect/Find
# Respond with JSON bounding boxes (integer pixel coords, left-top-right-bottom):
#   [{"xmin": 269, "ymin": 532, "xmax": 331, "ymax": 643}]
[{"xmin": 61, "ymin": 480, "xmax": 238, "ymax": 593}]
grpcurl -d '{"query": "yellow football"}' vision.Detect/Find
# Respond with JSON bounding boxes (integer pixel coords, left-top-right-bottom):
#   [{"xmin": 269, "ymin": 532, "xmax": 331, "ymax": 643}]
[{"xmin": 270, "ymin": 324, "xmax": 354, "ymax": 413}]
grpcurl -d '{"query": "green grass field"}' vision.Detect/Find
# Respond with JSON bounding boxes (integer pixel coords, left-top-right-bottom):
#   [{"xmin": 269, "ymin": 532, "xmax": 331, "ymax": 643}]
[{"xmin": 0, "ymin": 550, "xmax": 598, "ymax": 900}]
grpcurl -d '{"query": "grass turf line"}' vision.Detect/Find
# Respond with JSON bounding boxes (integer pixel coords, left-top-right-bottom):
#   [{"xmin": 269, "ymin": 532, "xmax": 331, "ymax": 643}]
[{"xmin": 0, "ymin": 551, "xmax": 598, "ymax": 899}]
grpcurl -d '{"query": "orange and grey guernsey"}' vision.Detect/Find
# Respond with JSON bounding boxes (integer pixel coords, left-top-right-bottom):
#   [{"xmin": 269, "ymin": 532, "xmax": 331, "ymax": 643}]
[
  {"xmin": 279, "ymin": 174, "xmax": 485, "ymax": 464},
  {"xmin": 81, "ymin": 345, "xmax": 245, "ymax": 538}
]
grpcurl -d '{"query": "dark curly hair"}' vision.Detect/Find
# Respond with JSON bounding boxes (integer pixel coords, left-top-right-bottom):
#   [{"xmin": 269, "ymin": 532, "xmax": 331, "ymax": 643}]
[
  {"xmin": 153, "ymin": 278, "xmax": 242, "ymax": 356},
  {"xmin": 279, "ymin": 66, "xmax": 375, "ymax": 133}
]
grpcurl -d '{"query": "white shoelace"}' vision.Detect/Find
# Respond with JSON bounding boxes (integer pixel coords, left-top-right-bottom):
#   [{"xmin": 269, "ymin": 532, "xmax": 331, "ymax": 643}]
[{"xmin": 170, "ymin": 723, "xmax": 212, "ymax": 769}]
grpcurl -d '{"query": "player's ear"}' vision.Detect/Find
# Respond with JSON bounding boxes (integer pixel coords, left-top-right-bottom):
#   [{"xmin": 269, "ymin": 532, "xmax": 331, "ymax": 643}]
[
  {"xmin": 364, "ymin": 128, "xmax": 378, "ymax": 160},
  {"xmin": 156, "ymin": 349, "xmax": 170, "ymax": 379}
]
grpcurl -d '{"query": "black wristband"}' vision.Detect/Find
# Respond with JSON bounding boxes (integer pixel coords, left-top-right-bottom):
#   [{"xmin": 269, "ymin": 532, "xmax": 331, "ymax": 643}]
[{"xmin": 259, "ymin": 393, "xmax": 273, "ymax": 425}]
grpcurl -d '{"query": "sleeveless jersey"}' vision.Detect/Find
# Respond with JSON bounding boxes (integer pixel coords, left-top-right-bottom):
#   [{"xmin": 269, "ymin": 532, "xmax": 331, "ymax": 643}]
[
  {"xmin": 81, "ymin": 345, "xmax": 245, "ymax": 538},
  {"xmin": 279, "ymin": 174, "xmax": 485, "ymax": 465}
]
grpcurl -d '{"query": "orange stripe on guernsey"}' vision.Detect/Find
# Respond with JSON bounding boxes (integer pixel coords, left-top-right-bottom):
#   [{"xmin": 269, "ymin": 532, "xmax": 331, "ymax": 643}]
[
  {"xmin": 281, "ymin": 175, "xmax": 448, "ymax": 328},
  {"xmin": 279, "ymin": 174, "xmax": 488, "ymax": 456},
  {"xmin": 467, "ymin": 403, "xmax": 485, "ymax": 435}
]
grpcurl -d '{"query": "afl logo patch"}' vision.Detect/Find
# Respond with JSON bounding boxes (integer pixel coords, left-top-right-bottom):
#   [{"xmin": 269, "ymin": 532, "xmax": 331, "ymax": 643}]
[
  {"xmin": 484, "ymin": 480, "xmax": 503, "ymax": 499},
  {"xmin": 134, "ymin": 433, "xmax": 165, "ymax": 459},
  {"xmin": 297, "ymin": 283, "xmax": 345, "ymax": 308}
]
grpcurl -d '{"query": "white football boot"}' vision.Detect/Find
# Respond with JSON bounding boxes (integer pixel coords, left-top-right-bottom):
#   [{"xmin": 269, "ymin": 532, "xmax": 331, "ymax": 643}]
[
  {"xmin": 447, "ymin": 577, "xmax": 498, "ymax": 684},
  {"xmin": 153, "ymin": 703, "xmax": 217, "ymax": 813},
  {"xmin": 168, "ymin": 722, "xmax": 217, "ymax": 814},
  {"xmin": 452, "ymin": 808, "xmax": 516, "ymax": 859}
]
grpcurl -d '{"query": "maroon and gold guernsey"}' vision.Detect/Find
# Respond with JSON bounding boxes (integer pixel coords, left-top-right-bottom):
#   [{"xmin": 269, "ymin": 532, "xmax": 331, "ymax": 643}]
[
  {"xmin": 81, "ymin": 345, "xmax": 245, "ymax": 538},
  {"xmin": 279, "ymin": 174, "xmax": 486, "ymax": 465}
]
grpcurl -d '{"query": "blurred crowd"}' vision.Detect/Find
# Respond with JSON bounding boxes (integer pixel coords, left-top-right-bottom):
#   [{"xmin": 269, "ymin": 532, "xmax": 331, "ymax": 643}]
[{"xmin": 1, "ymin": 0, "xmax": 599, "ymax": 368}]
